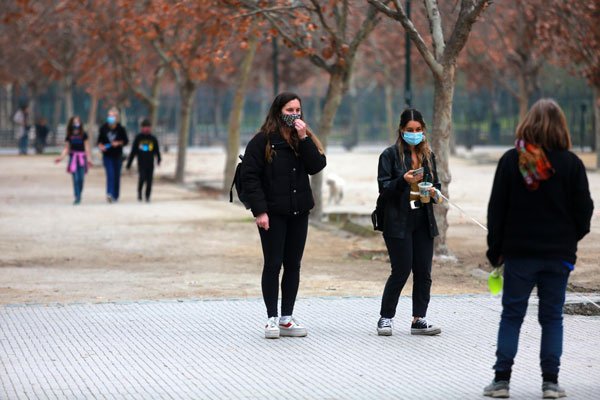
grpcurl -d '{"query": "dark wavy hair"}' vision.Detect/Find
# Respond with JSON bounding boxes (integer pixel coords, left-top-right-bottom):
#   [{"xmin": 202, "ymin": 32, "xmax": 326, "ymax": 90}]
[
  {"xmin": 259, "ymin": 92, "xmax": 324, "ymax": 162},
  {"xmin": 396, "ymin": 108, "xmax": 433, "ymax": 178},
  {"xmin": 66, "ymin": 116, "xmax": 84, "ymax": 139}
]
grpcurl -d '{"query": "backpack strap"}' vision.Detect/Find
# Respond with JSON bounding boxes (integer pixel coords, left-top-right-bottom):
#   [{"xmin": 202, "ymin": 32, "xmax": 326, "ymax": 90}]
[{"xmin": 229, "ymin": 154, "xmax": 244, "ymax": 203}]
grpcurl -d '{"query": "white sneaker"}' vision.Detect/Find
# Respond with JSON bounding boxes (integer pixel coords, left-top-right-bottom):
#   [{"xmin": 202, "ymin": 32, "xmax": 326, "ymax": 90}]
[
  {"xmin": 279, "ymin": 317, "xmax": 307, "ymax": 337},
  {"xmin": 265, "ymin": 317, "xmax": 280, "ymax": 339}
]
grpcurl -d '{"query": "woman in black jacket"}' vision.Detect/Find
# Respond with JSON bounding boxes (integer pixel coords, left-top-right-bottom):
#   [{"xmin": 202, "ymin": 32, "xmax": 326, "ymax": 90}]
[
  {"xmin": 241, "ymin": 92, "xmax": 326, "ymax": 339},
  {"xmin": 376, "ymin": 108, "xmax": 443, "ymax": 337},
  {"xmin": 483, "ymin": 99, "xmax": 593, "ymax": 399}
]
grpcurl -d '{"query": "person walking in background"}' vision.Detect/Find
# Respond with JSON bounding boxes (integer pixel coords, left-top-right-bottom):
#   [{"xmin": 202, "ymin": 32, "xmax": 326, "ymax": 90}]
[
  {"xmin": 126, "ymin": 118, "xmax": 161, "ymax": 202},
  {"xmin": 376, "ymin": 108, "xmax": 443, "ymax": 337},
  {"xmin": 97, "ymin": 107, "xmax": 128, "ymax": 203},
  {"xmin": 241, "ymin": 92, "xmax": 326, "ymax": 339},
  {"xmin": 34, "ymin": 117, "xmax": 50, "ymax": 154},
  {"xmin": 55, "ymin": 116, "xmax": 93, "ymax": 205},
  {"xmin": 13, "ymin": 103, "xmax": 30, "ymax": 155},
  {"xmin": 484, "ymin": 99, "xmax": 593, "ymax": 399}
]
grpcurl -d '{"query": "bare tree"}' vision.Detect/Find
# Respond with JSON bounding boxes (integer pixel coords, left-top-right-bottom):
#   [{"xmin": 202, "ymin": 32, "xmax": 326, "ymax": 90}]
[
  {"xmin": 238, "ymin": 0, "xmax": 384, "ymax": 219},
  {"xmin": 368, "ymin": 0, "xmax": 491, "ymax": 253}
]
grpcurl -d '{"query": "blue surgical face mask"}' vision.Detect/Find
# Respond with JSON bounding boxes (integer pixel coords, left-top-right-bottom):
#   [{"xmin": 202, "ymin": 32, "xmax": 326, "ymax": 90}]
[
  {"xmin": 403, "ymin": 131, "xmax": 424, "ymax": 146},
  {"xmin": 107, "ymin": 116, "xmax": 117, "ymax": 125}
]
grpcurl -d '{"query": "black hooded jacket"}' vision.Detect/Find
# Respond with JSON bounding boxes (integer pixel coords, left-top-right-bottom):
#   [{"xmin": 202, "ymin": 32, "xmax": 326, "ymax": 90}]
[{"xmin": 241, "ymin": 131, "xmax": 326, "ymax": 217}]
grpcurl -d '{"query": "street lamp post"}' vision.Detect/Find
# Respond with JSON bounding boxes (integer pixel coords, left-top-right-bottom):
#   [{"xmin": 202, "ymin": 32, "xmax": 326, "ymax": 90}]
[
  {"xmin": 580, "ymin": 103, "xmax": 587, "ymax": 152},
  {"xmin": 272, "ymin": 37, "xmax": 280, "ymax": 97},
  {"xmin": 404, "ymin": 0, "xmax": 412, "ymax": 108}
]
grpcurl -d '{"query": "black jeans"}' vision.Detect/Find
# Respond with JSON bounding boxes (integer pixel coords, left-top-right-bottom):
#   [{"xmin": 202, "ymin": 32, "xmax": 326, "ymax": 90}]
[
  {"xmin": 138, "ymin": 166, "xmax": 154, "ymax": 200},
  {"xmin": 258, "ymin": 212, "xmax": 309, "ymax": 318},
  {"xmin": 380, "ymin": 208, "xmax": 434, "ymax": 319}
]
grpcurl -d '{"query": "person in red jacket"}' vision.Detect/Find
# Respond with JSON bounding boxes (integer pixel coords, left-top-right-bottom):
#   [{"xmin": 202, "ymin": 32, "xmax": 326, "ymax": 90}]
[{"xmin": 484, "ymin": 99, "xmax": 594, "ymax": 399}]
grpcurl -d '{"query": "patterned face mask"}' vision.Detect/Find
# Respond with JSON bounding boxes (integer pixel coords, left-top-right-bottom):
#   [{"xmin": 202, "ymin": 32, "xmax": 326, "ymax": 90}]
[{"xmin": 281, "ymin": 113, "xmax": 301, "ymax": 127}]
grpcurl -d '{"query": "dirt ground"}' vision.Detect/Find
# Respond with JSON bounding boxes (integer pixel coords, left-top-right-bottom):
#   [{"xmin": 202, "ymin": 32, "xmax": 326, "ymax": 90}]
[{"xmin": 1, "ymin": 146, "xmax": 599, "ymax": 305}]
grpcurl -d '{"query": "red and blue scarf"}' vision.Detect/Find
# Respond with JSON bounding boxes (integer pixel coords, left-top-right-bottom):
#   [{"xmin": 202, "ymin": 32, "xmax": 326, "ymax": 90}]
[{"xmin": 516, "ymin": 139, "xmax": 554, "ymax": 191}]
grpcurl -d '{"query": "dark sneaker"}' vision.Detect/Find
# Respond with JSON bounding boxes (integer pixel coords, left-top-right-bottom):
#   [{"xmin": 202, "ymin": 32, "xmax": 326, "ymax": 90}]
[
  {"xmin": 483, "ymin": 380, "xmax": 510, "ymax": 398},
  {"xmin": 542, "ymin": 382, "xmax": 566, "ymax": 398},
  {"xmin": 377, "ymin": 317, "xmax": 393, "ymax": 336},
  {"xmin": 410, "ymin": 318, "xmax": 441, "ymax": 335}
]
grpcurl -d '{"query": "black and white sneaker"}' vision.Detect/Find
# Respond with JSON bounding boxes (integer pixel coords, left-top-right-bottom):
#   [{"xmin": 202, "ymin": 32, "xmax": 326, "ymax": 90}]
[
  {"xmin": 377, "ymin": 317, "xmax": 393, "ymax": 336},
  {"xmin": 411, "ymin": 318, "xmax": 441, "ymax": 335}
]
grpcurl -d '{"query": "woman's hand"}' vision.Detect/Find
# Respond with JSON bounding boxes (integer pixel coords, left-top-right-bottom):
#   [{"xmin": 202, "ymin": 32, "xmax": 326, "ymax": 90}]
[
  {"xmin": 294, "ymin": 119, "xmax": 307, "ymax": 139},
  {"xmin": 99, "ymin": 143, "xmax": 106, "ymax": 152},
  {"xmin": 255, "ymin": 212, "xmax": 270, "ymax": 231},
  {"xmin": 111, "ymin": 140, "xmax": 121, "ymax": 148},
  {"xmin": 87, "ymin": 160, "xmax": 94, "ymax": 167},
  {"xmin": 403, "ymin": 169, "xmax": 423, "ymax": 184},
  {"xmin": 54, "ymin": 157, "xmax": 62, "ymax": 164}
]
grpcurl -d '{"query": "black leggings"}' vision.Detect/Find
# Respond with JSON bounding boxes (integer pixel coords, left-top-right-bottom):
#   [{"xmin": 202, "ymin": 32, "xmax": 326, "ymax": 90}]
[
  {"xmin": 138, "ymin": 166, "xmax": 154, "ymax": 200},
  {"xmin": 380, "ymin": 208, "xmax": 434, "ymax": 319},
  {"xmin": 258, "ymin": 212, "xmax": 309, "ymax": 318}
]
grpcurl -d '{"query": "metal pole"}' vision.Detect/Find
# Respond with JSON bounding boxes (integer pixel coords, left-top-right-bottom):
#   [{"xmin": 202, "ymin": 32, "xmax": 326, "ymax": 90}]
[
  {"xmin": 272, "ymin": 37, "xmax": 280, "ymax": 97},
  {"xmin": 404, "ymin": 0, "xmax": 412, "ymax": 108},
  {"xmin": 580, "ymin": 103, "xmax": 587, "ymax": 152}
]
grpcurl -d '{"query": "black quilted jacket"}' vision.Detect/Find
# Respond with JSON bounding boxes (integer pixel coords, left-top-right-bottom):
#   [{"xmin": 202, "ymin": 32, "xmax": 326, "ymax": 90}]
[{"xmin": 241, "ymin": 132, "xmax": 326, "ymax": 217}]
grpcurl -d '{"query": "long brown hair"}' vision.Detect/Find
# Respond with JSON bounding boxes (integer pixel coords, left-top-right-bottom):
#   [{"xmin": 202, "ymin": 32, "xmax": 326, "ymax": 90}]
[
  {"xmin": 396, "ymin": 108, "xmax": 434, "ymax": 178},
  {"xmin": 259, "ymin": 92, "xmax": 324, "ymax": 162},
  {"xmin": 516, "ymin": 99, "xmax": 571, "ymax": 150},
  {"xmin": 66, "ymin": 116, "xmax": 84, "ymax": 139}
]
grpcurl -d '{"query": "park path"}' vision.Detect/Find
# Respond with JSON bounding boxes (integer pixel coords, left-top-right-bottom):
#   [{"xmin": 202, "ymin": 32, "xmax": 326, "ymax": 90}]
[{"xmin": 1, "ymin": 295, "xmax": 599, "ymax": 399}]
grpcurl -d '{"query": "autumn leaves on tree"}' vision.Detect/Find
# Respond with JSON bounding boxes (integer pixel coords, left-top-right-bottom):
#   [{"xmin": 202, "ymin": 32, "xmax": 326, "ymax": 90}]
[{"xmin": 2, "ymin": 0, "xmax": 599, "ymax": 250}]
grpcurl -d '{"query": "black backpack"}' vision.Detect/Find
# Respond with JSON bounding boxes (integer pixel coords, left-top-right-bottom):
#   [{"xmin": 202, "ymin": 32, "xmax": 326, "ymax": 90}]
[{"xmin": 229, "ymin": 154, "xmax": 251, "ymax": 209}]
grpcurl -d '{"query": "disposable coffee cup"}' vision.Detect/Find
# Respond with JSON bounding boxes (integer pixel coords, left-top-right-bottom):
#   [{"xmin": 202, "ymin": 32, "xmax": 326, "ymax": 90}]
[{"xmin": 418, "ymin": 182, "xmax": 433, "ymax": 203}]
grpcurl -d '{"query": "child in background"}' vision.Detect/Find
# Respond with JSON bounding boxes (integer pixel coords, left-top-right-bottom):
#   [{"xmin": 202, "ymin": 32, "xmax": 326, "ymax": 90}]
[
  {"xmin": 55, "ymin": 116, "xmax": 93, "ymax": 205},
  {"xmin": 126, "ymin": 119, "xmax": 161, "ymax": 202}
]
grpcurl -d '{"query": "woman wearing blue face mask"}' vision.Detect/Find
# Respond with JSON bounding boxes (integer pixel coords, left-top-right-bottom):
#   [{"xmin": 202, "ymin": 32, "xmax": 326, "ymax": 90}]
[
  {"xmin": 376, "ymin": 108, "xmax": 443, "ymax": 337},
  {"xmin": 97, "ymin": 107, "xmax": 129, "ymax": 203}
]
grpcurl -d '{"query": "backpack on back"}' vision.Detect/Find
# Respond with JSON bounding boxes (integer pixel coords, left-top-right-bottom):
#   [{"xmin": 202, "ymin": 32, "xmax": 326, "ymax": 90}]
[{"xmin": 230, "ymin": 154, "xmax": 251, "ymax": 209}]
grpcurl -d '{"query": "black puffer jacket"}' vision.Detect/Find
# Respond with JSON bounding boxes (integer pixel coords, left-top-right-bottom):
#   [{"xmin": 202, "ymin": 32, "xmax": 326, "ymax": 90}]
[
  {"xmin": 377, "ymin": 144, "xmax": 441, "ymax": 239},
  {"xmin": 241, "ymin": 132, "xmax": 326, "ymax": 217}
]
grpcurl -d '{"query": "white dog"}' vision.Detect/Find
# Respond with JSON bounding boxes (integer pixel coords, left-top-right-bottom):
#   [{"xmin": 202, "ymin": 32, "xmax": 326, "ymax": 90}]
[{"xmin": 326, "ymin": 173, "xmax": 345, "ymax": 205}]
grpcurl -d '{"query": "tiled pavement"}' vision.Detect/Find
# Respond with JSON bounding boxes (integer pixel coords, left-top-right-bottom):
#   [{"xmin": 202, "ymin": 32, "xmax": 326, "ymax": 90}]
[{"xmin": 1, "ymin": 295, "xmax": 599, "ymax": 399}]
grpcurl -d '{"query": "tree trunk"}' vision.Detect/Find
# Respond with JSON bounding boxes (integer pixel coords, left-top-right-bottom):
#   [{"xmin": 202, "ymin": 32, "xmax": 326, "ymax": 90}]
[
  {"xmin": 431, "ymin": 66, "xmax": 456, "ymax": 255},
  {"xmin": 149, "ymin": 67, "xmax": 165, "ymax": 129},
  {"xmin": 312, "ymin": 70, "xmax": 346, "ymax": 220},
  {"xmin": 1, "ymin": 84, "xmax": 13, "ymax": 130},
  {"xmin": 63, "ymin": 76, "xmax": 74, "ymax": 121},
  {"xmin": 223, "ymin": 34, "xmax": 259, "ymax": 194},
  {"xmin": 594, "ymin": 85, "xmax": 600, "ymax": 169},
  {"xmin": 87, "ymin": 91, "xmax": 98, "ymax": 159},
  {"xmin": 175, "ymin": 81, "xmax": 196, "ymax": 183},
  {"xmin": 52, "ymin": 89, "xmax": 62, "ymax": 146},
  {"xmin": 384, "ymin": 81, "xmax": 395, "ymax": 144}
]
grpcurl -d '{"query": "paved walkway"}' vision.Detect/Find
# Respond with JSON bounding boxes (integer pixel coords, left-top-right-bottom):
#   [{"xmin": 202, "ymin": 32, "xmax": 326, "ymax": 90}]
[{"xmin": 1, "ymin": 295, "xmax": 599, "ymax": 399}]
